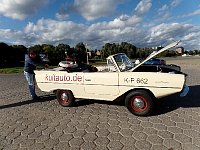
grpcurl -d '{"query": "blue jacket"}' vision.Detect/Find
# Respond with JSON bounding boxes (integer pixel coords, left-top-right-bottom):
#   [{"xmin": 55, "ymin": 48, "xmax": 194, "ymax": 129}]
[{"xmin": 24, "ymin": 54, "xmax": 42, "ymax": 74}]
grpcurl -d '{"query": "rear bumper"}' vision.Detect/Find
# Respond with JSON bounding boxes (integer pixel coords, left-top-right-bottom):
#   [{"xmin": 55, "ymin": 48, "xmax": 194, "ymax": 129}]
[{"xmin": 180, "ymin": 84, "xmax": 189, "ymax": 97}]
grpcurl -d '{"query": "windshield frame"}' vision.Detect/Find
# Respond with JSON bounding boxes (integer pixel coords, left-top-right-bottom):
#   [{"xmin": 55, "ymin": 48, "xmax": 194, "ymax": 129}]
[{"xmin": 112, "ymin": 53, "xmax": 134, "ymax": 72}]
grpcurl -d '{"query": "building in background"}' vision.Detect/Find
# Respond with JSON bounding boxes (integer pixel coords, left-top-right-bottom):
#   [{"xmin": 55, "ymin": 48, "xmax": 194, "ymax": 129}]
[{"xmin": 176, "ymin": 47, "xmax": 184, "ymax": 55}]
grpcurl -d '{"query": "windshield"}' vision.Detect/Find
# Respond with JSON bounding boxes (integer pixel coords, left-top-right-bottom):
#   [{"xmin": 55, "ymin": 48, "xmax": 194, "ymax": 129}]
[{"xmin": 113, "ymin": 54, "xmax": 134, "ymax": 71}]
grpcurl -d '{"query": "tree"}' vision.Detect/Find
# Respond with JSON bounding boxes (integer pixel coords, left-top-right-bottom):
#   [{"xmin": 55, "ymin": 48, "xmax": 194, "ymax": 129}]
[
  {"xmin": 29, "ymin": 45, "xmax": 42, "ymax": 54},
  {"xmin": 12, "ymin": 45, "xmax": 27, "ymax": 66},
  {"xmin": 101, "ymin": 43, "xmax": 112, "ymax": 58},
  {"xmin": 75, "ymin": 42, "xmax": 87, "ymax": 63},
  {"xmin": 55, "ymin": 44, "xmax": 70, "ymax": 61},
  {"xmin": 42, "ymin": 44, "xmax": 56, "ymax": 65},
  {"xmin": 0, "ymin": 42, "xmax": 11, "ymax": 67},
  {"xmin": 101, "ymin": 42, "xmax": 137, "ymax": 59}
]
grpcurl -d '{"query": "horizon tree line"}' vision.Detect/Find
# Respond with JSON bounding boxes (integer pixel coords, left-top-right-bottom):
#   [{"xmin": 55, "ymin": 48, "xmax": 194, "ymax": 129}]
[{"xmin": 1, "ymin": 41, "xmax": 198, "ymax": 68}]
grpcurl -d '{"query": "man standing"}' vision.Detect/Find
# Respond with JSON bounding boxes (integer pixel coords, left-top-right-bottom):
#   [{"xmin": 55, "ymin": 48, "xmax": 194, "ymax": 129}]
[{"xmin": 24, "ymin": 49, "xmax": 48, "ymax": 100}]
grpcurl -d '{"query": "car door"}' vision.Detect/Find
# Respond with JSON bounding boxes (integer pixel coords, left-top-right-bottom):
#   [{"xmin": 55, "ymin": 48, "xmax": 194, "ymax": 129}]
[{"xmin": 84, "ymin": 72, "xmax": 119, "ymax": 96}]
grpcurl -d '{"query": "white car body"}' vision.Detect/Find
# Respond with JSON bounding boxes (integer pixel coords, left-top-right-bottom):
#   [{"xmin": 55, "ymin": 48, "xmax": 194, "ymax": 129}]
[{"xmin": 35, "ymin": 41, "xmax": 189, "ymax": 116}]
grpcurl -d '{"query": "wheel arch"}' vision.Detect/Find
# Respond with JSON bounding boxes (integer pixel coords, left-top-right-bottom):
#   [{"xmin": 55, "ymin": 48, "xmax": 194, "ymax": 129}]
[
  {"xmin": 53, "ymin": 89, "xmax": 73, "ymax": 94},
  {"xmin": 123, "ymin": 88, "xmax": 156, "ymax": 101}
]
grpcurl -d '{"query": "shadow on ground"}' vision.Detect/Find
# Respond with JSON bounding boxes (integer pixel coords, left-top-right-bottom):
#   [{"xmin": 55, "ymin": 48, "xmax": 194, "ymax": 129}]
[
  {"xmin": 75, "ymin": 85, "xmax": 200, "ymax": 116},
  {"xmin": 0, "ymin": 94, "xmax": 56, "ymax": 110},
  {"xmin": 152, "ymin": 85, "xmax": 200, "ymax": 115},
  {"xmin": 0, "ymin": 85, "xmax": 199, "ymax": 116}
]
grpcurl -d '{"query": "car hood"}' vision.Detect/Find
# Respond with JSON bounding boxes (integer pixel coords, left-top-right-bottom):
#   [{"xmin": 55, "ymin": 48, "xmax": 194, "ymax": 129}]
[{"xmin": 130, "ymin": 41, "xmax": 180, "ymax": 71}]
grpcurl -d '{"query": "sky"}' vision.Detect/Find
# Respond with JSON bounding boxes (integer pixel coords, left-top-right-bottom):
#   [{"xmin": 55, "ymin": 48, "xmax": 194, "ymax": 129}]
[{"xmin": 0, "ymin": 0, "xmax": 200, "ymax": 50}]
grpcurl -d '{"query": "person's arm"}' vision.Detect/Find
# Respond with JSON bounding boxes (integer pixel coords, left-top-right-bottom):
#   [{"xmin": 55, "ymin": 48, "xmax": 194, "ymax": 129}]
[
  {"xmin": 25, "ymin": 54, "xmax": 37, "ymax": 66},
  {"xmin": 38, "ymin": 55, "xmax": 49, "ymax": 68},
  {"xmin": 44, "ymin": 63, "xmax": 49, "ymax": 68}
]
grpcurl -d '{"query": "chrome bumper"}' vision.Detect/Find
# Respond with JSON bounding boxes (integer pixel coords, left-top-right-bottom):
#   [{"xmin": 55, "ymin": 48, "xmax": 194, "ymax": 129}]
[{"xmin": 180, "ymin": 85, "xmax": 189, "ymax": 97}]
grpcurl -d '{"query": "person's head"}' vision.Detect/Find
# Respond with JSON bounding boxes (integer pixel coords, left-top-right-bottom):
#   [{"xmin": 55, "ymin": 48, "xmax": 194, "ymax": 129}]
[{"xmin": 28, "ymin": 49, "xmax": 38, "ymax": 59}]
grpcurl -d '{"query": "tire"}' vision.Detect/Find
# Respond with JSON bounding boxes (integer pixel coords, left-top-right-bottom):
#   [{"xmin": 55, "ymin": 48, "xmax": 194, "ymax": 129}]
[
  {"xmin": 56, "ymin": 90, "xmax": 75, "ymax": 107},
  {"xmin": 125, "ymin": 90, "xmax": 154, "ymax": 116}
]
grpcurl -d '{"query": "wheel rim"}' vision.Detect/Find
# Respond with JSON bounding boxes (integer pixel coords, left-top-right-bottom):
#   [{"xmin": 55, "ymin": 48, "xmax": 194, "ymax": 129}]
[
  {"xmin": 60, "ymin": 92, "xmax": 69, "ymax": 104},
  {"xmin": 130, "ymin": 96, "xmax": 148, "ymax": 112}
]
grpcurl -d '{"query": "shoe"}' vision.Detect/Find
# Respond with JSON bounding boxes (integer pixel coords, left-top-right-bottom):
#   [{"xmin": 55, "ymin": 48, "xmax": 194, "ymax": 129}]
[{"xmin": 32, "ymin": 96, "xmax": 41, "ymax": 100}]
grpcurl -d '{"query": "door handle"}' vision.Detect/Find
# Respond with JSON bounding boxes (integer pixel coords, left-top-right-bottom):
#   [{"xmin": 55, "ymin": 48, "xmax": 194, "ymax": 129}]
[{"xmin": 85, "ymin": 79, "xmax": 91, "ymax": 81}]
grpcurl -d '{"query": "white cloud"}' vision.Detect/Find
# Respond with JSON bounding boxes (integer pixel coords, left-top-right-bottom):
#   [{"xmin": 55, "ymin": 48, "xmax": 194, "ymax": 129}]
[
  {"xmin": 119, "ymin": 14, "xmax": 129, "ymax": 21},
  {"xmin": 156, "ymin": 4, "xmax": 171, "ymax": 22},
  {"xmin": 21, "ymin": 13, "xmax": 143, "ymax": 48},
  {"xmin": 0, "ymin": 0, "xmax": 200, "ymax": 51},
  {"xmin": 58, "ymin": 0, "xmax": 123, "ymax": 21},
  {"xmin": 158, "ymin": 5, "xmax": 169, "ymax": 12},
  {"xmin": 0, "ymin": 0, "xmax": 49, "ymax": 20},
  {"xmin": 183, "ymin": 32, "xmax": 200, "ymax": 41},
  {"xmin": 149, "ymin": 23, "xmax": 190, "ymax": 40},
  {"xmin": 156, "ymin": 1, "xmax": 183, "ymax": 25},
  {"xmin": 0, "ymin": 29, "xmax": 23, "ymax": 39},
  {"xmin": 135, "ymin": 0, "xmax": 152, "ymax": 16},
  {"xmin": 1, "ymin": 15, "xmax": 199, "ymax": 50},
  {"xmin": 180, "ymin": 9, "xmax": 200, "ymax": 18},
  {"xmin": 24, "ymin": 18, "xmax": 87, "ymax": 46},
  {"xmin": 76, "ymin": 0, "xmax": 123, "ymax": 20},
  {"xmin": 147, "ymin": 23, "xmax": 200, "ymax": 49},
  {"xmin": 56, "ymin": 13, "xmax": 69, "ymax": 21},
  {"xmin": 170, "ymin": 0, "xmax": 181, "ymax": 7},
  {"xmin": 20, "ymin": 16, "xmax": 200, "ymax": 50}
]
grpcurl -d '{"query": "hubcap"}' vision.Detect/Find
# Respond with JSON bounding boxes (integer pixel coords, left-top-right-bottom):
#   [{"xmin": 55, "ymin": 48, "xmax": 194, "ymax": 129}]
[
  {"xmin": 133, "ymin": 98, "xmax": 145, "ymax": 109},
  {"xmin": 61, "ymin": 93, "xmax": 68, "ymax": 101}
]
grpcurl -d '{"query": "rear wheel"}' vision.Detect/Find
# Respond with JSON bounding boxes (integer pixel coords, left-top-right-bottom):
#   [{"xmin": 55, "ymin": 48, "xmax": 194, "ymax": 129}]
[
  {"xmin": 125, "ymin": 90, "xmax": 154, "ymax": 116},
  {"xmin": 56, "ymin": 90, "xmax": 75, "ymax": 107}
]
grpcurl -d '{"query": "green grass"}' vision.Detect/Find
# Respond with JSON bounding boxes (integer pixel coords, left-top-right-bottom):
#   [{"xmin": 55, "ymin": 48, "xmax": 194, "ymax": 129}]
[
  {"xmin": 0, "ymin": 61, "xmax": 107, "ymax": 74},
  {"xmin": 0, "ymin": 67, "xmax": 24, "ymax": 74}
]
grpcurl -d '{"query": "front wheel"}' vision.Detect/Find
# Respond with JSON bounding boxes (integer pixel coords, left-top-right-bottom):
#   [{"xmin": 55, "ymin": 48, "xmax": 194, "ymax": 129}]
[
  {"xmin": 56, "ymin": 90, "xmax": 75, "ymax": 107},
  {"xmin": 125, "ymin": 90, "xmax": 154, "ymax": 116}
]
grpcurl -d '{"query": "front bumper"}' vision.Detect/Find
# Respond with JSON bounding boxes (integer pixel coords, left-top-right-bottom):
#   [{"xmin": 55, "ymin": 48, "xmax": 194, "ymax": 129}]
[{"xmin": 180, "ymin": 85, "xmax": 189, "ymax": 97}]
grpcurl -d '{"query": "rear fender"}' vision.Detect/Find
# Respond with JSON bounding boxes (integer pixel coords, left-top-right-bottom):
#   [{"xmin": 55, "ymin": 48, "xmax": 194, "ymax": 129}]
[{"xmin": 117, "ymin": 88, "xmax": 156, "ymax": 103}]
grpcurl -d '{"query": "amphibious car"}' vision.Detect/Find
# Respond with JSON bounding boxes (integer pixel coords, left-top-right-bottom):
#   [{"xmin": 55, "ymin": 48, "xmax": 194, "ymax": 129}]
[{"xmin": 35, "ymin": 41, "xmax": 189, "ymax": 116}]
